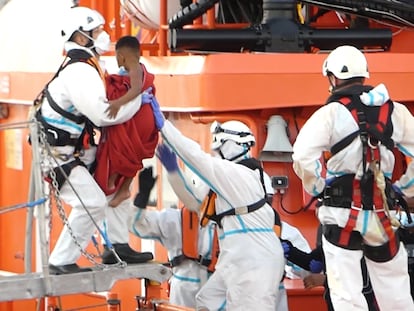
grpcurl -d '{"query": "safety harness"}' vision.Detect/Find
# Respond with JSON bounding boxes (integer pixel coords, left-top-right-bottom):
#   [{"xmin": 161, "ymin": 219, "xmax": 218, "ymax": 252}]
[
  {"xmin": 169, "ymin": 207, "xmax": 219, "ymax": 273},
  {"xmin": 322, "ymin": 85, "xmax": 403, "ymax": 261},
  {"xmin": 34, "ymin": 49, "xmax": 102, "ymax": 189},
  {"xmin": 199, "ymin": 158, "xmax": 281, "ymax": 236}
]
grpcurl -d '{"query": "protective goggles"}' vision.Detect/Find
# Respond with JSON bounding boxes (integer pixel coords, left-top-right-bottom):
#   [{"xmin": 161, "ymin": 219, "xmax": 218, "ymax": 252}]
[{"xmin": 210, "ymin": 121, "xmax": 251, "ymax": 137}]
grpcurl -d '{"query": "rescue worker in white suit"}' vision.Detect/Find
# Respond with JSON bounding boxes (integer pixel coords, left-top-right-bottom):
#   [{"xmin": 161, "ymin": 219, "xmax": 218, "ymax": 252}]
[
  {"xmin": 292, "ymin": 45, "xmax": 414, "ymax": 310},
  {"xmin": 262, "ymin": 173, "xmax": 313, "ymax": 311},
  {"xmin": 147, "ymin": 98, "xmax": 285, "ymax": 310},
  {"xmin": 38, "ymin": 6, "xmax": 152, "ymax": 274},
  {"xmin": 130, "ymin": 161, "xmax": 218, "ymax": 308},
  {"xmin": 155, "ymin": 136, "xmax": 309, "ymax": 311}
]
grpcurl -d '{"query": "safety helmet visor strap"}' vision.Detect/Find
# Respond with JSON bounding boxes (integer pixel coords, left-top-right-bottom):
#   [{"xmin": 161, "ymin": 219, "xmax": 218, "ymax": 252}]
[{"xmin": 210, "ymin": 121, "xmax": 252, "ymax": 138}]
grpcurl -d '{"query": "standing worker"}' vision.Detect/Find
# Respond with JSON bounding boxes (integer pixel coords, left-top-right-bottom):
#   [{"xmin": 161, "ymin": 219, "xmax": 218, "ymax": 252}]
[
  {"xmin": 147, "ymin": 97, "xmax": 285, "ymax": 311},
  {"xmin": 292, "ymin": 45, "xmax": 414, "ymax": 310},
  {"xmin": 37, "ymin": 6, "xmax": 152, "ymax": 274}
]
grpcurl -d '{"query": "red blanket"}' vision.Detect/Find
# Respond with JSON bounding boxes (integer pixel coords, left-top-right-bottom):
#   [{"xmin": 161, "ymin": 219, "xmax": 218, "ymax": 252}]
[{"xmin": 94, "ymin": 64, "xmax": 159, "ymax": 195}]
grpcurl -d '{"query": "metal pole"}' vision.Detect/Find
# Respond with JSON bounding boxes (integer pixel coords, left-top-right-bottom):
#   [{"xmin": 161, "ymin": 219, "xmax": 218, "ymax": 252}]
[{"xmin": 27, "ymin": 108, "xmax": 52, "ymax": 296}]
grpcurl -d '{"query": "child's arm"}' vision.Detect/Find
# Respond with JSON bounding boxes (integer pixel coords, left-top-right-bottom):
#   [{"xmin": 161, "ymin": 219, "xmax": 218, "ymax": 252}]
[{"xmin": 106, "ymin": 62, "xmax": 143, "ymax": 118}]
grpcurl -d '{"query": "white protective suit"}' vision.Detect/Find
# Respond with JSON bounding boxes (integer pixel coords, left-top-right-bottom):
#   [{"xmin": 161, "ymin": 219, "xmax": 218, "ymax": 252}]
[
  {"xmin": 281, "ymin": 221, "xmax": 312, "ymax": 280},
  {"xmin": 44, "ymin": 42, "xmax": 142, "ymax": 266},
  {"xmin": 263, "ymin": 173, "xmax": 311, "ymax": 311},
  {"xmin": 159, "ymin": 121, "xmax": 285, "ymax": 311},
  {"xmin": 274, "ymin": 221, "xmax": 312, "ymax": 311},
  {"xmin": 293, "ymin": 83, "xmax": 414, "ymax": 311},
  {"xmin": 130, "ymin": 171, "xmax": 217, "ymax": 308}
]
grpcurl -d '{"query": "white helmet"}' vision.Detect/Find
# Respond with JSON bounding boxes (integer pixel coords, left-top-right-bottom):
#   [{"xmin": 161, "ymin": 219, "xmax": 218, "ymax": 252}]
[
  {"xmin": 210, "ymin": 120, "xmax": 255, "ymax": 151},
  {"xmin": 322, "ymin": 45, "xmax": 369, "ymax": 80},
  {"xmin": 61, "ymin": 6, "xmax": 105, "ymax": 42}
]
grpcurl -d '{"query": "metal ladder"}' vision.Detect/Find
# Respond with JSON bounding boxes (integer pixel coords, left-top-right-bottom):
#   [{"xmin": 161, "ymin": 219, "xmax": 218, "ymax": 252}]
[{"xmin": 0, "ymin": 108, "xmax": 171, "ymax": 302}]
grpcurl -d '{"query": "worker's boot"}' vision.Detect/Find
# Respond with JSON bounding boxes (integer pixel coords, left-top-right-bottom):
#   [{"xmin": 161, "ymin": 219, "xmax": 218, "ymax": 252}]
[{"xmin": 101, "ymin": 243, "xmax": 154, "ymax": 264}]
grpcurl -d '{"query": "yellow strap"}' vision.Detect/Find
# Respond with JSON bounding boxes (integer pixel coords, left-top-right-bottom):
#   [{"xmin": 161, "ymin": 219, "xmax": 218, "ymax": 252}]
[
  {"xmin": 86, "ymin": 57, "xmax": 107, "ymax": 87},
  {"xmin": 273, "ymin": 225, "xmax": 281, "ymax": 237},
  {"xmin": 200, "ymin": 191, "xmax": 217, "ymax": 227}
]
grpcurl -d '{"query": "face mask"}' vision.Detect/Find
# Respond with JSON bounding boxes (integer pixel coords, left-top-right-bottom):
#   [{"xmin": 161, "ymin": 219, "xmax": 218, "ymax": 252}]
[
  {"xmin": 219, "ymin": 140, "xmax": 248, "ymax": 162},
  {"xmin": 118, "ymin": 66, "xmax": 128, "ymax": 76},
  {"xmin": 94, "ymin": 31, "xmax": 111, "ymax": 55}
]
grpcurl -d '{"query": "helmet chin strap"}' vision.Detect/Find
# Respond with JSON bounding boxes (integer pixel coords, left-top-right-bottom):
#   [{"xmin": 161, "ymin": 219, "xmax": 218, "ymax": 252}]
[
  {"xmin": 328, "ymin": 75, "xmax": 336, "ymax": 94},
  {"xmin": 77, "ymin": 29, "xmax": 95, "ymax": 49}
]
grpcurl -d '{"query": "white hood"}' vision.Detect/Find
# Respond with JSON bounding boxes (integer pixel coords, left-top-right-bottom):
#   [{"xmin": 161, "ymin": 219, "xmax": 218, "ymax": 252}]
[{"xmin": 360, "ymin": 83, "xmax": 390, "ymax": 107}]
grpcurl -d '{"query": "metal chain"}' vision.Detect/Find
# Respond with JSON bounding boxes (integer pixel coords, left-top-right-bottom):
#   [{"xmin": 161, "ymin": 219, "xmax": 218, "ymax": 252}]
[{"xmin": 36, "ymin": 120, "xmax": 116, "ymax": 268}]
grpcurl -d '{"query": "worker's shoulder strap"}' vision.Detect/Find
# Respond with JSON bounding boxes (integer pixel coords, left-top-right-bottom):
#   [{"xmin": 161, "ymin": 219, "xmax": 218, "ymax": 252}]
[
  {"xmin": 237, "ymin": 157, "xmax": 267, "ymax": 197},
  {"xmin": 238, "ymin": 157, "xmax": 282, "ymax": 231},
  {"xmin": 237, "ymin": 158, "xmax": 282, "ymax": 235},
  {"xmin": 329, "ymin": 90, "xmax": 394, "ymax": 156},
  {"xmin": 203, "ymin": 158, "xmax": 267, "ymax": 227},
  {"xmin": 66, "ymin": 49, "xmax": 95, "ymax": 64},
  {"xmin": 44, "ymin": 89, "xmax": 85, "ymax": 124},
  {"xmin": 65, "ymin": 49, "xmax": 104, "ymax": 80},
  {"xmin": 33, "ymin": 49, "xmax": 99, "ymax": 148},
  {"xmin": 34, "ymin": 49, "xmax": 100, "ymax": 107},
  {"xmin": 63, "ymin": 49, "xmax": 104, "ymax": 77},
  {"xmin": 48, "ymin": 49, "xmax": 98, "ymax": 89},
  {"xmin": 36, "ymin": 49, "xmax": 99, "ymax": 93}
]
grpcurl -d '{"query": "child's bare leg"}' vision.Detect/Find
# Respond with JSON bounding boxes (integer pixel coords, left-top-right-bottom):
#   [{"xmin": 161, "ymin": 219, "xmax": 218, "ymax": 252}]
[
  {"xmin": 109, "ymin": 177, "xmax": 133, "ymax": 207},
  {"xmin": 108, "ymin": 173, "xmax": 119, "ymax": 190}
]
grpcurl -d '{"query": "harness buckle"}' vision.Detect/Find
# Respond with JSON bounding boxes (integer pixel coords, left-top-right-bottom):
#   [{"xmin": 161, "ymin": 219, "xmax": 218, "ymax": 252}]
[
  {"xmin": 72, "ymin": 149, "xmax": 85, "ymax": 158},
  {"xmin": 373, "ymin": 206, "xmax": 385, "ymax": 212},
  {"xmin": 234, "ymin": 206, "xmax": 248, "ymax": 215},
  {"xmin": 323, "ymin": 186, "xmax": 331, "ymax": 199},
  {"xmin": 351, "ymin": 204, "xmax": 363, "ymax": 211},
  {"xmin": 368, "ymin": 136, "xmax": 380, "ymax": 149}
]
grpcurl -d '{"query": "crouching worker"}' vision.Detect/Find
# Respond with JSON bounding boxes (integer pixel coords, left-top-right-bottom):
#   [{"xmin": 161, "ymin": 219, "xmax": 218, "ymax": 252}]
[{"xmin": 130, "ymin": 165, "xmax": 218, "ymax": 308}]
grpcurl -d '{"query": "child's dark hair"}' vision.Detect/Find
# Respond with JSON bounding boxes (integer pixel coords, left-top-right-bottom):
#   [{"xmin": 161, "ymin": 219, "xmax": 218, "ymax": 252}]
[{"xmin": 115, "ymin": 35, "xmax": 140, "ymax": 51}]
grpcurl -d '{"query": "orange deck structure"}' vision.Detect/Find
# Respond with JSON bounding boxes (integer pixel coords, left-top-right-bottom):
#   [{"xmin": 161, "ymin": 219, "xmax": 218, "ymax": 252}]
[{"xmin": 1, "ymin": 0, "xmax": 414, "ymax": 310}]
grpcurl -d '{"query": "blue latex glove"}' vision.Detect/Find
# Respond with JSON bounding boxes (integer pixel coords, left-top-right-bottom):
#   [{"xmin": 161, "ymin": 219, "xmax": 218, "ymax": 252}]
[
  {"xmin": 150, "ymin": 95, "xmax": 165, "ymax": 129},
  {"xmin": 281, "ymin": 241, "xmax": 290, "ymax": 258},
  {"xmin": 141, "ymin": 89, "xmax": 154, "ymax": 104},
  {"xmin": 118, "ymin": 66, "xmax": 128, "ymax": 76},
  {"xmin": 309, "ymin": 259, "xmax": 323, "ymax": 273},
  {"xmin": 156, "ymin": 143, "xmax": 178, "ymax": 172}
]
